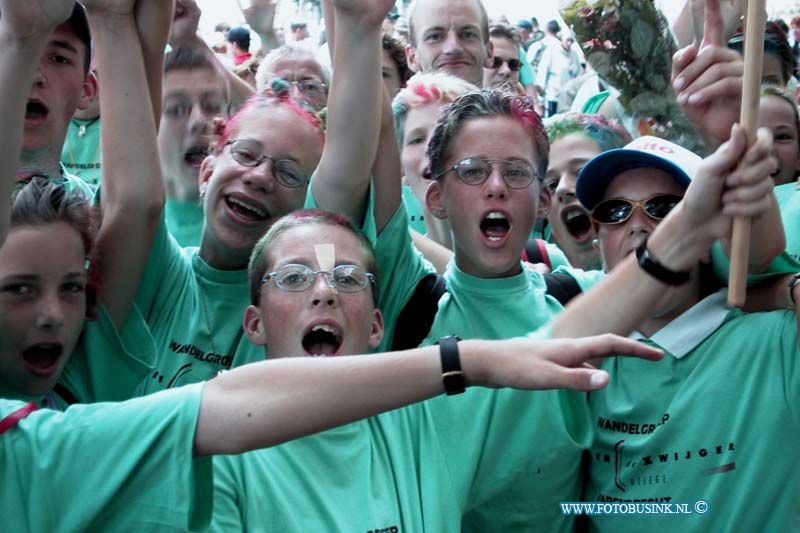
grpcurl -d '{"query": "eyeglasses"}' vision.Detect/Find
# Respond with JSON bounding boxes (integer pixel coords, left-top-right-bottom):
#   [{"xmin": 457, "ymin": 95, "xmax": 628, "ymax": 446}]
[
  {"xmin": 284, "ymin": 79, "xmax": 327, "ymax": 100},
  {"xmin": 590, "ymin": 194, "xmax": 683, "ymax": 225},
  {"xmin": 163, "ymin": 96, "xmax": 228, "ymax": 119},
  {"xmin": 262, "ymin": 264, "xmax": 376, "ymax": 293},
  {"xmin": 490, "ymin": 57, "xmax": 523, "ymax": 71},
  {"xmin": 225, "ymin": 139, "xmax": 308, "ymax": 188},
  {"xmin": 434, "ymin": 157, "xmax": 538, "ymax": 189}
]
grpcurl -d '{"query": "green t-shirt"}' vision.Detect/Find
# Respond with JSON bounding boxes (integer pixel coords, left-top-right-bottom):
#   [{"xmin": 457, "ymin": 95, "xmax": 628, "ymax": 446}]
[
  {"xmin": 587, "ymin": 290, "xmax": 800, "ymax": 532},
  {"xmin": 60, "ymin": 117, "xmax": 102, "ymax": 186},
  {"xmin": 372, "ymin": 202, "xmax": 604, "ymax": 530},
  {"xmin": 0, "ymin": 305, "xmax": 156, "ymax": 410},
  {"xmin": 519, "ymin": 45, "xmax": 535, "ymax": 86},
  {"xmin": 402, "ymin": 183, "xmax": 428, "ymax": 235},
  {"xmin": 711, "ymin": 182, "xmax": 800, "ymax": 282},
  {"xmin": 0, "ymin": 384, "xmax": 212, "ymax": 531},
  {"xmin": 132, "ymin": 218, "xmax": 264, "ymax": 395},
  {"xmin": 165, "ymin": 197, "xmax": 204, "ymax": 248}
]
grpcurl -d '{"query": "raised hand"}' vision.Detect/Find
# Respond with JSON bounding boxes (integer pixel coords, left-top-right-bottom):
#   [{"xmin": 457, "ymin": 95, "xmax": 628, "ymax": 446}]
[
  {"xmin": 672, "ymin": 0, "xmax": 743, "ymax": 152},
  {"xmin": 0, "ymin": 0, "xmax": 76, "ymax": 41},
  {"xmin": 169, "ymin": 0, "xmax": 200, "ymax": 45},
  {"xmin": 330, "ymin": 0, "xmax": 395, "ymax": 27},
  {"xmin": 81, "ymin": 0, "xmax": 137, "ymax": 16},
  {"xmin": 237, "ymin": 0, "xmax": 277, "ymax": 37}
]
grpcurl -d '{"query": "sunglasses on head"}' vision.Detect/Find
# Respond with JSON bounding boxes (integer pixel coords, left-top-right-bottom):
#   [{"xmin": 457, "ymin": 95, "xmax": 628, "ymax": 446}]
[
  {"xmin": 491, "ymin": 57, "xmax": 523, "ymax": 71},
  {"xmin": 590, "ymin": 194, "xmax": 683, "ymax": 225}
]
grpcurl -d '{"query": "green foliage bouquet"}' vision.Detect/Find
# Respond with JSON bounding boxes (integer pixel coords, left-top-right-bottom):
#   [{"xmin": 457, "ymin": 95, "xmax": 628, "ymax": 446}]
[{"xmin": 561, "ymin": 0, "xmax": 705, "ymax": 153}]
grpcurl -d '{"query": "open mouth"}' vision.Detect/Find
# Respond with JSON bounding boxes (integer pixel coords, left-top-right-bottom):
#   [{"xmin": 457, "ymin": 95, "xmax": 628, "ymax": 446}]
[
  {"xmin": 224, "ymin": 194, "xmax": 268, "ymax": 222},
  {"xmin": 480, "ymin": 211, "xmax": 510, "ymax": 243},
  {"xmin": 302, "ymin": 324, "xmax": 342, "ymax": 356},
  {"xmin": 25, "ymin": 100, "xmax": 49, "ymax": 121},
  {"xmin": 21, "ymin": 343, "xmax": 63, "ymax": 375},
  {"xmin": 184, "ymin": 145, "xmax": 209, "ymax": 168},
  {"xmin": 561, "ymin": 205, "xmax": 593, "ymax": 243}
]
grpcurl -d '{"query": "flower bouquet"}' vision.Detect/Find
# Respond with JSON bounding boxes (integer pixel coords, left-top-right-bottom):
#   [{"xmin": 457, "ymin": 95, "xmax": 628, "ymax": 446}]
[{"xmin": 561, "ymin": 0, "xmax": 705, "ymax": 154}]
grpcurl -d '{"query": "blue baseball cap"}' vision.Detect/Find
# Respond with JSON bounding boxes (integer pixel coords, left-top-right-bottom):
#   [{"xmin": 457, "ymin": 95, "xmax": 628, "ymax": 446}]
[{"xmin": 576, "ymin": 136, "xmax": 702, "ymax": 210}]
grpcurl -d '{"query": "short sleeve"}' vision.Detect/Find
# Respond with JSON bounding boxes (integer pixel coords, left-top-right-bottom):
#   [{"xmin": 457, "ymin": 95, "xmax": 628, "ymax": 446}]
[{"xmin": 0, "ymin": 384, "xmax": 212, "ymax": 531}]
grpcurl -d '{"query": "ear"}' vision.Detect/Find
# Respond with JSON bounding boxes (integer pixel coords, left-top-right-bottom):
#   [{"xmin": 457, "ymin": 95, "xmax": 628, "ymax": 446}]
[
  {"xmin": 425, "ymin": 180, "xmax": 448, "ymax": 219},
  {"xmin": 406, "ymin": 44, "xmax": 421, "ymax": 73},
  {"xmin": 483, "ymin": 38, "xmax": 495, "ymax": 69},
  {"xmin": 536, "ymin": 183, "xmax": 551, "ymax": 221},
  {"xmin": 198, "ymin": 154, "xmax": 216, "ymax": 192},
  {"xmin": 77, "ymin": 71, "xmax": 99, "ymax": 111},
  {"xmin": 243, "ymin": 304, "xmax": 267, "ymax": 346},
  {"xmin": 367, "ymin": 309, "xmax": 385, "ymax": 349}
]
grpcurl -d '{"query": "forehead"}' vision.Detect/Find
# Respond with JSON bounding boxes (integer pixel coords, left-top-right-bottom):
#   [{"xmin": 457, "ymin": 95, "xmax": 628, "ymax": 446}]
[
  {"xmin": 164, "ymin": 68, "xmax": 227, "ymax": 96},
  {"xmin": 0, "ymin": 223, "xmax": 86, "ymax": 274},
  {"xmin": 267, "ymin": 222, "xmax": 369, "ymax": 268},
  {"xmin": 604, "ymin": 167, "xmax": 686, "ymax": 200},
  {"xmin": 549, "ymin": 134, "xmax": 601, "ymax": 166},
  {"xmin": 49, "ymin": 23, "xmax": 88, "ymax": 66},
  {"xmin": 413, "ymin": 0, "xmax": 484, "ymax": 38},
  {"xmin": 233, "ymin": 105, "xmax": 323, "ymax": 160},
  {"xmin": 266, "ymin": 56, "xmax": 325, "ymax": 81},
  {"xmin": 490, "ymin": 37, "xmax": 517, "ymax": 57},
  {"xmin": 404, "ymin": 101, "xmax": 443, "ymax": 134},
  {"xmin": 760, "ymin": 94, "xmax": 795, "ymax": 123},
  {"xmin": 447, "ymin": 115, "xmax": 537, "ymax": 163},
  {"xmin": 762, "ymin": 54, "xmax": 785, "ymax": 84}
]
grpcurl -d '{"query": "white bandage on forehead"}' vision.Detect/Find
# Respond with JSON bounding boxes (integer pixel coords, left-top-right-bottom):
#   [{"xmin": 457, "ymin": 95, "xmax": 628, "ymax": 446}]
[{"xmin": 314, "ymin": 243, "xmax": 335, "ymax": 271}]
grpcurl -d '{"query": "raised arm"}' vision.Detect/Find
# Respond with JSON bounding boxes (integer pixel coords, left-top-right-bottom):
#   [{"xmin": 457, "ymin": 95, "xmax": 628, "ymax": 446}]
[
  {"xmin": 0, "ymin": 0, "xmax": 76, "ymax": 243},
  {"xmin": 169, "ymin": 0, "xmax": 254, "ymax": 109},
  {"xmin": 237, "ymin": 0, "xmax": 281, "ymax": 54},
  {"xmin": 195, "ymin": 334, "xmax": 662, "ymax": 455},
  {"xmin": 84, "ymin": 0, "xmax": 164, "ymax": 327},
  {"xmin": 309, "ymin": 0, "xmax": 393, "ymax": 223},
  {"xmin": 134, "ymin": 0, "xmax": 175, "ymax": 126},
  {"xmin": 552, "ymin": 126, "xmax": 777, "ymax": 339}
]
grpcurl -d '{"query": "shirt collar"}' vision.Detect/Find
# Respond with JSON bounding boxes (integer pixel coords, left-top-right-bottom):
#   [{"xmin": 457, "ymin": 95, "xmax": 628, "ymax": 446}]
[{"xmin": 630, "ymin": 289, "xmax": 732, "ymax": 359}]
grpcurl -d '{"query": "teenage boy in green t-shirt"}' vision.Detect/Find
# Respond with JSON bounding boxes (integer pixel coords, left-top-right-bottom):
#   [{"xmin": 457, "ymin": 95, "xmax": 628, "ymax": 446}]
[{"xmin": 548, "ymin": 129, "xmax": 797, "ymax": 531}]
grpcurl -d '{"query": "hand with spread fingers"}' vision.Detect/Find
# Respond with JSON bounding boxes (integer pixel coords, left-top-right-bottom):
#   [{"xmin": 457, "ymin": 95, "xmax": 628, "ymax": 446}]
[{"xmin": 672, "ymin": 0, "xmax": 743, "ymax": 152}]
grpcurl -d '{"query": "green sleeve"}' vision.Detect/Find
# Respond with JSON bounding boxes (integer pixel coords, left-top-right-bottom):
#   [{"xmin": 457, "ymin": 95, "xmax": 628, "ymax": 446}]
[
  {"xmin": 711, "ymin": 243, "xmax": 800, "ymax": 284},
  {"xmin": 544, "ymin": 241, "xmax": 571, "ymax": 269},
  {"xmin": 209, "ymin": 455, "xmax": 246, "ymax": 531},
  {"xmin": 553, "ymin": 264, "xmax": 606, "ymax": 291},
  {"xmin": 0, "ymin": 384, "xmax": 212, "ymax": 531},
  {"xmin": 57, "ymin": 304, "xmax": 157, "ymax": 404},
  {"xmin": 133, "ymin": 214, "xmax": 188, "ymax": 319},
  {"xmin": 518, "ymin": 45, "xmax": 534, "ymax": 85},
  {"xmin": 373, "ymin": 203, "xmax": 436, "ymax": 351},
  {"xmin": 303, "ymin": 179, "xmax": 378, "ymax": 239}
]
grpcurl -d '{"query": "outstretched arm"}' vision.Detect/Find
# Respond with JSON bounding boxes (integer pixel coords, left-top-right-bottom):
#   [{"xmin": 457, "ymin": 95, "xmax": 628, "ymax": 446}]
[
  {"xmin": 84, "ymin": 0, "xmax": 164, "ymax": 327},
  {"xmin": 309, "ymin": 0, "xmax": 393, "ymax": 223},
  {"xmin": 0, "ymin": 0, "xmax": 76, "ymax": 243},
  {"xmin": 195, "ymin": 334, "xmax": 662, "ymax": 455}
]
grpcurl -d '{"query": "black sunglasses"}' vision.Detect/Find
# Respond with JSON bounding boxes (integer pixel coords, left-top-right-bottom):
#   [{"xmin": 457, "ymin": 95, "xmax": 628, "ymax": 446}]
[
  {"xmin": 491, "ymin": 57, "xmax": 523, "ymax": 71},
  {"xmin": 591, "ymin": 194, "xmax": 683, "ymax": 225}
]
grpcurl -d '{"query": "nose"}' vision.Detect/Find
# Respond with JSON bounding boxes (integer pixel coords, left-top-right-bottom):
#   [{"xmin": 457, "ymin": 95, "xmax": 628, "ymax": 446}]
[
  {"xmin": 483, "ymin": 166, "xmax": 508, "ymax": 199},
  {"xmin": 497, "ymin": 61, "xmax": 512, "ymax": 77},
  {"xmin": 242, "ymin": 158, "xmax": 277, "ymax": 193},
  {"xmin": 32, "ymin": 65, "xmax": 47, "ymax": 87},
  {"xmin": 555, "ymin": 174, "xmax": 576, "ymax": 204},
  {"xmin": 625, "ymin": 203, "xmax": 655, "ymax": 236},
  {"xmin": 309, "ymin": 272, "xmax": 338, "ymax": 307},
  {"xmin": 35, "ymin": 291, "xmax": 64, "ymax": 330},
  {"xmin": 443, "ymin": 30, "xmax": 464, "ymax": 55},
  {"xmin": 189, "ymin": 105, "xmax": 211, "ymax": 136}
]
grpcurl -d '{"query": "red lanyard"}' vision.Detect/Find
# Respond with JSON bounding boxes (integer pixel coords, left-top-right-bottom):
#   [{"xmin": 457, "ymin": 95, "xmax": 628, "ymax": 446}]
[{"xmin": 0, "ymin": 402, "xmax": 38, "ymax": 435}]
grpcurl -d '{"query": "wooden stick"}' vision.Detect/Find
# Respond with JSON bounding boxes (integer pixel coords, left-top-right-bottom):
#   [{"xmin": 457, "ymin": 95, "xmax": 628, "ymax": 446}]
[{"xmin": 728, "ymin": 0, "xmax": 766, "ymax": 307}]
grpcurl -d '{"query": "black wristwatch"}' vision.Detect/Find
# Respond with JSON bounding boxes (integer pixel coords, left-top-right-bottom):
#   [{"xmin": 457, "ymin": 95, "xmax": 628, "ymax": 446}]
[
  {"xmin": 438, "ymin": 336, "xmax": 465, "ymax": 395},
  {"xmin": 635, "ymin": 239, "xmax": 692, "ymax": 285}
]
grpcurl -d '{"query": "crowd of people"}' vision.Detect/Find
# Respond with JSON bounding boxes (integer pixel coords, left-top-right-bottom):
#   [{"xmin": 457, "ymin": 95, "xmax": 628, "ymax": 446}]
[{"xmin": 3, "ymin": 0, "xmax": 800, "ymax": 530}]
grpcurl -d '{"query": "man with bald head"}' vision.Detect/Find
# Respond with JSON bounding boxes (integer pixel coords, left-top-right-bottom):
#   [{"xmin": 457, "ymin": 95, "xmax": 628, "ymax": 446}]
[{"xmin": 405, "ymin": 0, "xmax": 493, "ymax": 87}]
